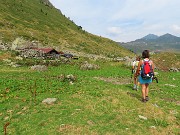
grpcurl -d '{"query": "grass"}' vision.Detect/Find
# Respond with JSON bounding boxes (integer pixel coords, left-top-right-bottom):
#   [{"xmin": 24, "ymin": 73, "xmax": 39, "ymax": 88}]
[
  {"xmin": 0, "ymin": 59, "xmax": 179, "ymax": 135},
  {"xmin": 0, "ymin": 0, "xmax": 179, "ymax": 134}
]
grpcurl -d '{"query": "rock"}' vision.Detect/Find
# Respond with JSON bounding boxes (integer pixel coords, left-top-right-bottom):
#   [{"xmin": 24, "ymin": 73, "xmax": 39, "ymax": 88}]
[
  {"xmin": 63, "ymin": 74, "xmax": 76, "ymax": 83},
  {"xmin": 3, "ymin": 59, "xmax": 11, "ymax": 63},
  {"xmin": 31, "ymin": 65, "xmax": 47, "ymax": 71},
  {"xmin": 11, "ymin": 37, "xmax": 26, "ymax": 50},
  {"xmin": 15, "ymin": 56, "xmax": 23, "ymax": 60},
  {"xmin": 150, "ymin": 126, "xmax": 156, "ymax": 129},
  {"xmin": 4, "ymin": 116, "xmax": 9, "ymax": 120},
  {"xmin": 11, "ymin": 64, "xmax": 21, "ymax": 68},
  {"xmin": 87, "ymin": 120, "xmax": 94, "ymax": 125},
  {"xmin": 153, "ymin": 104, "xmax": 159, "ymax": 108},
  {"xmin": 114, "ymin": 57, "xmax": 125, "ymax": 62},
  {"xmin": 69, "ymin": 81, "xmax": 74, "ymax": 85},
  {"xmin": 66, "ymin": 74, "xmax": 76, "ymax": 82},
  {"xmin": 80, "ymin": 61, "xmax": 100, "ymax": 70},
  {"xmin": 138, "ymin": 115, "xmax": 147, "ymax": 120},
  {"xmin": 0, "ymin": 42, "xmax": 9, "ymax": 50},
  {"xmin": 164, "ymin": 84, "xmax": 177, "ymax": 87},
  {"xmin": 169, "ymin": 67, "xmax": 179, "ymax": 72},
  {"xmin": 42, "ymin": 98, "xmax": 57, "ymax": 104},
  {"xmin": 40, "ymin": 0, "xmax": 53, "ymax": 7}
]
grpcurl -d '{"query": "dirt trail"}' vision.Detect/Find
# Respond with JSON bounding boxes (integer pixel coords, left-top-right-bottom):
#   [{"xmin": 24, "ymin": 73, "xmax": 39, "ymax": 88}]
[{"xmin": 94, "ymin": 77, "xmax": 131, "ymax": 85}]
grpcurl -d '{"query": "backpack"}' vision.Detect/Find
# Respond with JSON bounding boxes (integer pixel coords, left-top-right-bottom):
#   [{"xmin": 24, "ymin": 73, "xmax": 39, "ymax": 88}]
[{"xmin": 141, "ymin": 60, "xmax": 154, "ymax": 79}]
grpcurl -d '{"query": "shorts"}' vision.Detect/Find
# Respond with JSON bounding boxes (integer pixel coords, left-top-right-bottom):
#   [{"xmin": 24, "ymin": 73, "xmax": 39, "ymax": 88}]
[{"xmin": 139, "ymin": 75, "xmax": 152, "ymax": 84}]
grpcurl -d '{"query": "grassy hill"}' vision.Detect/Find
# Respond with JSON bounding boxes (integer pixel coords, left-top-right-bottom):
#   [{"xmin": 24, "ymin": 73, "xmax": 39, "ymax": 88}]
[
  {"xmin": 151, "ymin": 52, "xmax": 180, "ymax": 71},
  {"xmin": 0, "ymin": 0, "xmax": 132, "ymax": 57}
]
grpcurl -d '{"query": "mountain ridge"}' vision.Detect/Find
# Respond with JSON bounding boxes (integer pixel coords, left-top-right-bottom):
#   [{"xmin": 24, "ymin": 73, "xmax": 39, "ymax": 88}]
[{"xmin": 120, "ymin": 33, "xmax": 180, "ymax": 53}]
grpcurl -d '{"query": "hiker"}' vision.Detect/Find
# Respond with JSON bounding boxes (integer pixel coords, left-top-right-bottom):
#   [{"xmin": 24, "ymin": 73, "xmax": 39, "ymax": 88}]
[
  {"xmin": 132, "ymin": 56, "xmax": 140, "ymax": 90},
  {"xmin": 135, "ymin": 50, "xmax": 154, "ymax": 102}
]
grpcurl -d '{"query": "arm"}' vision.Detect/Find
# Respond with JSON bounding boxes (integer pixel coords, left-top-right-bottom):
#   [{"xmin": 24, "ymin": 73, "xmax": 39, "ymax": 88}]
[{"xmin": 132, "ymin": 66, "xmax": 134, "ymax": 74}]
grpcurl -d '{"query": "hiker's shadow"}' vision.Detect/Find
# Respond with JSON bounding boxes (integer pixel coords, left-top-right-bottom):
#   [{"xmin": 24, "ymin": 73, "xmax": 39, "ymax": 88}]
[
  {"xmin": 125, "ymin": 85, "xmax": 142, "ymax": 101},
  {"xmin": 127, "ymin": 91, "xmax": 142, "ymax": 101}
]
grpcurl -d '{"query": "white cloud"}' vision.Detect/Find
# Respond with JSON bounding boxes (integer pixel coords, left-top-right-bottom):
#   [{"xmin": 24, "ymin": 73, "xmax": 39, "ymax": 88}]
[
  {"xmin": 49, "ymin": 0, "xmax": 180, "ymax": 42},
  {"xmin": 107, "ymin": 27, "xmax": 122, "ymax": 36},
  {"xmin": 172, "ymin": 25, "xmax": 180, "ymax": 33}
]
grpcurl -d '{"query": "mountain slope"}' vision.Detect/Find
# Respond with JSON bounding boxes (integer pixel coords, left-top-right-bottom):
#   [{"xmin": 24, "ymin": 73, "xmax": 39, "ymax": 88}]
[
  {"xmin": 120, "ymin": 33, "xmax": 180, "ymax": 54},
  {"xmin": 0, "ymin": 0, "xmax": 132, "ymax": 57}
]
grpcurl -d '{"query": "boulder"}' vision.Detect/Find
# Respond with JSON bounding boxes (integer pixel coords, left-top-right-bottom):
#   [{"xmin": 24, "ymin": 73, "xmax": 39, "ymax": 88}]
[
  {"xmin": 42, "ymin": 98, "xmax": 57, "ymax": 104},
  {"xmin": 31, "ymin": 65, "xmax": 47, "ymax": 71}
]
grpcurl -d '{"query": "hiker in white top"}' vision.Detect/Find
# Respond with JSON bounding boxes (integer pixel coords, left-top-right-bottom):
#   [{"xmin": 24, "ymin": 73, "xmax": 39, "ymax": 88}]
[{"xmin": 132, "ymin": 56, "xmax": 141, "ymax": 90}]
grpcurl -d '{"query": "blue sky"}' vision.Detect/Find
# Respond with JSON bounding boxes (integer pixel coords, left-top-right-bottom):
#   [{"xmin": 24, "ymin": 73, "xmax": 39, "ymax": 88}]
[{"xmin": 49, "ymin": 0, "xmax": 180, "ymax": 42}]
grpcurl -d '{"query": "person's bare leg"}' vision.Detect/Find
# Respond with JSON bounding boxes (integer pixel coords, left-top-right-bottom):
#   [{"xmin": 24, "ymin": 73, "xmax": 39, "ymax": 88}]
[
  {"xmin": 145, "ymin": 83, "xmax": 149, "ymax": 101},
  {"xmin": 141, "ymin": 84, "xmax": 146, "ymax": 100},
  {"xmin": 145, "ymin": 83, "xmax": 149, "ymax": 97},
  {"xmin": 133, "ymin": 74, "xmax": 137, "ymax": 90}
]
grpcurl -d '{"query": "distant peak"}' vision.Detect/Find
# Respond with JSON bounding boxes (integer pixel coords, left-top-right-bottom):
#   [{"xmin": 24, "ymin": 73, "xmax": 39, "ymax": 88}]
[
  {"xmin": 141, "ymin": 34, "xmax": 158, "ymax": 40},
  {"xmin": 160, "ymin": 33, "xmax": 178, "ymax": 38},
  {"xmin": 164, "ymin": 33, "xmax": 173, "ymax": 36}
]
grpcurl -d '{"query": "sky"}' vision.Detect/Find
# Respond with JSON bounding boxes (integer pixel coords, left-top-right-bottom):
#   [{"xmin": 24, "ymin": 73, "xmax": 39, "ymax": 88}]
[{"xmin": 49, "ymin": 0, "xmax": 180, "ymax": 42}]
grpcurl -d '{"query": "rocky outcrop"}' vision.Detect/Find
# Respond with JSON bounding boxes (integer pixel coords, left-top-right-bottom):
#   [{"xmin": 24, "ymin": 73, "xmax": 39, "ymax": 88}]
[
  {"xmin": 40, "ymin": 0, "xmax": 53, "ymax": 7},
  {"xmin": 11, "ymin": 37, "xmax": 39, "ymax": 50}
]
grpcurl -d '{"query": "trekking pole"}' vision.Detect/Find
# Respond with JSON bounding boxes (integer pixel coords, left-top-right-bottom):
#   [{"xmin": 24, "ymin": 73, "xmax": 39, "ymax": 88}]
[{"xmin": 153, "ymin": 76, "xmax": 158, "ymax": 83}]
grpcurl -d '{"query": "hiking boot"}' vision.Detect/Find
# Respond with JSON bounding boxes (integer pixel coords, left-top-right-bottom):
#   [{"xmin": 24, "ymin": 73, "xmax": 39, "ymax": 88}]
[
  {"xmin": 132, "ymin": 85, "xmax": 137, "ymax": 90},
  {"xmin": 145, "ymin": 96, "xmax": 149, "ymax": 101},
  {"xmin": 142, "ymin": 98, "xmax": 146, "ymax": 103}
]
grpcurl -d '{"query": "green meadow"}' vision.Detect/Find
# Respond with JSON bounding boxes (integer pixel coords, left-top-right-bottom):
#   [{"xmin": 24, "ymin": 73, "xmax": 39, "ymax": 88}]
[
  {"xmin": 0, "ymin": 0, "xmax": 179, "ymax": 134},
  {"xmin": 0, "ymin": 59, "xmax": 179, "ymax": 135}
]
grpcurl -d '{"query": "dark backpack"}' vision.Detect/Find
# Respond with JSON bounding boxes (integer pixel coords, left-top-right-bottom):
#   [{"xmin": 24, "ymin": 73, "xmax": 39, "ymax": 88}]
[{"xmin": 141, "ymin": 60, "xmax": 154, "ymax": 79}]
